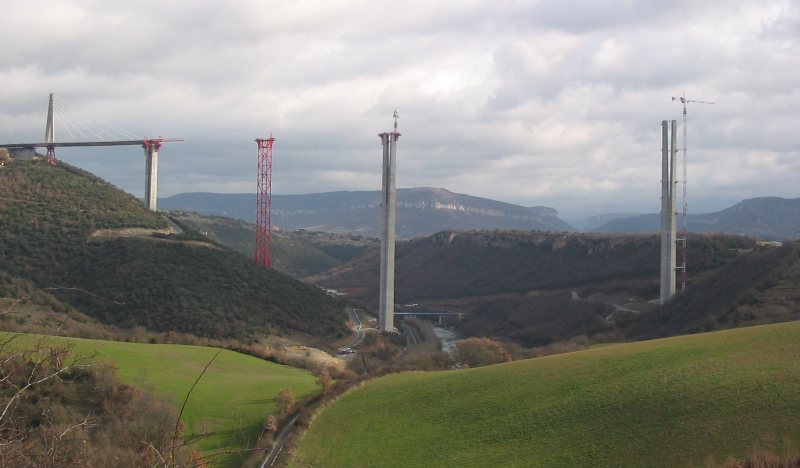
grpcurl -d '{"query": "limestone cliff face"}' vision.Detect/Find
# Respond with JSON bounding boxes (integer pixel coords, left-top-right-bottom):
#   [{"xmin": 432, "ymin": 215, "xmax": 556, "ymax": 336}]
[{"xmin": 161, "ymin": 187, "xmax": 575, "ymax": 239}]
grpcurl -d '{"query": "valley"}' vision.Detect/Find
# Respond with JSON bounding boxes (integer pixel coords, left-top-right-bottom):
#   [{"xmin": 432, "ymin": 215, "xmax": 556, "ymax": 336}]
[
  {"xmin": 3, "ymin": 4, "xmax": 800, "ymax": 466},
  {"xmin": 1, "ymin": 155, "xmax": 799, "ymax": 467}
]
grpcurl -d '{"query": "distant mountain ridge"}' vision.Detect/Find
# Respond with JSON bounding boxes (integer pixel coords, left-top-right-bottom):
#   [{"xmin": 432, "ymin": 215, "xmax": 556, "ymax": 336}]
[
  {"xmin": 160, "ymin": 187, "xmax": 574, "ymax": 239},
  {"xmin": 581, "ymin": 213, "xmax": 642, "ymax": 231},
  {"xmin": 594, "ymin": 197, "xmax": 800, "ymax": 240}
]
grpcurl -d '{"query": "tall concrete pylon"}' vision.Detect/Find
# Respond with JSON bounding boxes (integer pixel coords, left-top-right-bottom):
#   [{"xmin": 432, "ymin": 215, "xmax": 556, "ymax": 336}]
[
  {"xmin": 44, "ymin": 94, "xmax": 55, "ymax": 143},
  {"xmin": 143, "ymin": 139, "xmax": 161, "ymax": 211},
  {"xmin": 44, "ymin": 93, "xmax": 57, "ymax": 165},
  {"xmin": 660, "ymin": 120, "xmax": 678, "ymax": 305},
  {"xmin": 378, "ymin": 113, "xmax": 400, "ymax": 332}
]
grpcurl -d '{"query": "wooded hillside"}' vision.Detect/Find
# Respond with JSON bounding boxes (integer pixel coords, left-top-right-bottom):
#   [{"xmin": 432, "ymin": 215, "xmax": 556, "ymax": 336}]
[{"xmin": 0, "ymin": 159, "xmax": 345, "ymax": 340}]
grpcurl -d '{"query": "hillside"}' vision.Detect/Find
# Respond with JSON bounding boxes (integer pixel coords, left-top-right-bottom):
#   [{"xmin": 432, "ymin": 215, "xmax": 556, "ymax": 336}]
[
  {"xmin": 307, "ymin": 230, "xmax": 800, "ymax": 346},
  {"xmin": 159, "ymin": 187, "xmax": 574, "ymax": 239},
  {"xmin": 312, "ymin": 230, "xmax": 754, "ymax": 304},
  {"xmin": 625, "ymin": 241, "xmax": 800, "ymax": 339},
  {"xmin": 3, "ymin": 333, "xmax": 319, "ymax": 467},
  {"xmin": 169, "ymin": 211, "xmax": 378, "ymax": 277},
  {"xmin": 453, "ymin": 241, "xmax": 800, "ymax": 346},
  {"xmin": 291, "ymin": 321, "xmax": 800, "ymax": 467},
  {"xmin": 0, "ymin": 159, "xmax": 346, "ymax": 340},
  {"xmin": 594, "ymin": 197, "xmax": 800, "ymax": 240}
]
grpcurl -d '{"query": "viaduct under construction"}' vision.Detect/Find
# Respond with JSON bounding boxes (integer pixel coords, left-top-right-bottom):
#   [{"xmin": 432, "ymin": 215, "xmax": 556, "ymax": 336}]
[
  {"xmin": 0, "ymin": 94, "xmax": 182, "ymax": 212},
  {"xmin": 251, "ymin": 112, "xmax": 401, "ymax": 335},
  {"xmin": 1, "ymin": 94, "xmax": 706, "ymax": 324},
  {"xmin": 248, "ymin": 111, "xmax": 400, "ymax": 462}
]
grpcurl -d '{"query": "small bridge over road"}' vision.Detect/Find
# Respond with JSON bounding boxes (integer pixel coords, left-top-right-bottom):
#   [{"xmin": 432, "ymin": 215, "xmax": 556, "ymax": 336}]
[{"xmin": 394, "ymin": 311, "xmax": 465, "ymax": 324}]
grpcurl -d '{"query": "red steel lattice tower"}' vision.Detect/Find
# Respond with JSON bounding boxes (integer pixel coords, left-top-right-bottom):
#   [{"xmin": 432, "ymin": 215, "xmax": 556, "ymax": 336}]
[{"xmin": 255, "ymin": 135, "xmax": 275, "ymax": 268}]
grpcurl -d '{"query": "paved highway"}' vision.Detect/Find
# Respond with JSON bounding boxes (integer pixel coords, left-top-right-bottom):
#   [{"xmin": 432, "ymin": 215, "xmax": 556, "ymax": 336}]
[
  {"xmin": 401, "ymin": 321, "xmax": 419, "ymax": 346},
  {"xmin": 342, "ymin": 307, "xmax": 366, "ymax": 350}
]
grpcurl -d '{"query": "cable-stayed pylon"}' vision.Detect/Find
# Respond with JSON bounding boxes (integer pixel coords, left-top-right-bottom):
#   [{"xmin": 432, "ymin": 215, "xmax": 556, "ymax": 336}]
[
  {"xmin": 45, "ymin": 94, "xmax": 56, "ymax": 165},
  {"xmin": 255, "ymin": 135, "xmax": 275, "ymax": 268}
]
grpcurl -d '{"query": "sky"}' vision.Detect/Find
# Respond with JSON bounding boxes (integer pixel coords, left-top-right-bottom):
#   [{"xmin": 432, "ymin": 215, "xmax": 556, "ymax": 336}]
[{"xmin": 1, "ymin": 0, "xmax": 798, "ymax": 219}]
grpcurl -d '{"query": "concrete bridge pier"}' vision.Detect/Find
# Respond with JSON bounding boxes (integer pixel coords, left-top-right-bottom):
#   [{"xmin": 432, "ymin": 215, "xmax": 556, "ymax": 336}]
[
  {"xmin": 143, "ymin": 139, "xmax": 161, "ymax": 211},
  {"xmin": 378, "ymin": 130, "xmax": 400, "ymax": 332},
  {"xmin": 659, "ymin": 120, "xmax": 678, "ymax": 304}
]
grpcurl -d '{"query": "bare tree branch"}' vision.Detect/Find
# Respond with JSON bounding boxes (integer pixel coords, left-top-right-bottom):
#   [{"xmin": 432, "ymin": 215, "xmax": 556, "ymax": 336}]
[
  {"xmin": 171, "ymin": 348, "xmax": 222, "ymax": 464},
  {"xmin": 0, "ymin": 340, "xmax": 94, "ymax": 424},
  {"xmin": 144, "ymin": 440, "xmax": 168, "ymax": 467}
]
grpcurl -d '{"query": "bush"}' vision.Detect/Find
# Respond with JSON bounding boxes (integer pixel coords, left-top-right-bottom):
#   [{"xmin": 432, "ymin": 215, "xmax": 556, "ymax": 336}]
[
  {"xmin": 455, "ymin": 337, "xmax": 511, "ymax": 368},
  {"xmin": 276, "ymin": 388, "xmax": 296, "ymax": 416},
  {"xmin": 0, "ymin": 338, "xmax": 196, "ymax": 466}
]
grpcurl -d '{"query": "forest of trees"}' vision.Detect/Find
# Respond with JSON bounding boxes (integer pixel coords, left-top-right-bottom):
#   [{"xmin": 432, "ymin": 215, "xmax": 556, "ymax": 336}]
[{"xmin": 0, "ymin": 160, "xmax": 346, "ymax": 341}]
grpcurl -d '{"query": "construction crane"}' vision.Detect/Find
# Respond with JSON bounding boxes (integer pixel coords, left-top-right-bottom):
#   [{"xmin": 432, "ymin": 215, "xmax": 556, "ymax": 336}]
[{"xmin": 671, "ymin": 93, "xmax": 714, "ymax": 290}]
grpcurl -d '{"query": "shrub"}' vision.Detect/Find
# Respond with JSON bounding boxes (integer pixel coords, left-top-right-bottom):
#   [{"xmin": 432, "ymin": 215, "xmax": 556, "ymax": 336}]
[
  {"xmin": 455, "ymin": 337, "xmax": 512, "ymax": 368},
  {"xmin": 276, "ymin": 388, "xmax": 296, "ymax": 416}
]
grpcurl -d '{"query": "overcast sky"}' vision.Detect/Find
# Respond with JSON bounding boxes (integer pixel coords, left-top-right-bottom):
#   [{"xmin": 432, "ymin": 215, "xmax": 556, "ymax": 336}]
[{"xmin": 1, "ymin": 0, "xmax": 798, "ymax": 219}]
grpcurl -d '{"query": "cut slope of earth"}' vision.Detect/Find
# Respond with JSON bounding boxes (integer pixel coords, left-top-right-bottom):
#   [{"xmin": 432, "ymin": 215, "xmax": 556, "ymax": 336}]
[
  {"xmin": 3, "ymin": 333, "xmax": 318, "ymax": 468},
  {"xmin": 292, "ymin": 321, "xmax": 800, "ymax": 467}
]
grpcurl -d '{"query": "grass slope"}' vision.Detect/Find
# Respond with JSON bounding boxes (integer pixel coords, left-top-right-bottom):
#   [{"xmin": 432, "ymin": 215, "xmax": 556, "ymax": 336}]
[
  {"xmin": 3, "ymin": 333, "xmax": 318, "ymax": 467},
  {"xmin": 293, "ymin": 321, "xmax": 800, "ymax": 467},
  {"xmin": 0, "ymin": 159, "xmax": 345, "ymax": 339}
]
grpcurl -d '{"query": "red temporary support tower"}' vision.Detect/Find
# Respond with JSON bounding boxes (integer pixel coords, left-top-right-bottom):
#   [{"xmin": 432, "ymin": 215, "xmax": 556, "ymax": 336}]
[
  {"xmin": 45, "ymin": 146, "xmax": 57, "ymax": 166},
  {"xmin": 255, "ymin": 135, "xmax": 275, "ymax": 268}
]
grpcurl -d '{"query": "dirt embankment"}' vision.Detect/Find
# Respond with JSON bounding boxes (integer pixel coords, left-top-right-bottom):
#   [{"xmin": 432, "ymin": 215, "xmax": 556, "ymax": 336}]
[
  {"xmin": 278, "ymin": 345, "xmax": 346, "ymax": 373},
  {"xmin": 89, "ymin": 227, "xmax": 220, "ymax": 249},
  {"xmin": 90, "ymin": 227, "xmax": 174, "ymax": 238}
]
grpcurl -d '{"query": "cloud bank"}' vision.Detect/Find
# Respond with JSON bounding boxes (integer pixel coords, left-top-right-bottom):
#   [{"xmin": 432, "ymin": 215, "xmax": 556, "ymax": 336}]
[{"xmin": 1, "ymin": 0, "xmax": 798, "ymax": 218}]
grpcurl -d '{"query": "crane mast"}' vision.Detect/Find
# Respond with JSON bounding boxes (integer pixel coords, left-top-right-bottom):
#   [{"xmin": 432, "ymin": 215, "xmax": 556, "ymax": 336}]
[{"xmin": 671, "ymin": 93, "xmax": 714, "ymax": 290}]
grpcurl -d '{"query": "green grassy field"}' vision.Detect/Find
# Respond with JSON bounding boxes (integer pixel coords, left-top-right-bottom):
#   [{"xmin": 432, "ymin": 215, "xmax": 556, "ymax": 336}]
[
  {"xmin": 2, "ymin": 333, "xmax": 319, "ymax": 467},
  {"xmin": 292, "ymin": 321, "xmax": 800, "ymax": 467}
]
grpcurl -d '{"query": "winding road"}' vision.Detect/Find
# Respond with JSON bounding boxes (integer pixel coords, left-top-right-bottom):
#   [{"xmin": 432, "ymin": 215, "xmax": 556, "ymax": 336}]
[
  {"xmin": 343, "ymin": 307, "xmax": 366, "ymax": 349},
  {"xmin": 260, "ymin": 307, "xmax": 367, "ymax": 466},
  {"xmin": 571, "ymin": 290, "xmax": 640, "ymax": 320}
]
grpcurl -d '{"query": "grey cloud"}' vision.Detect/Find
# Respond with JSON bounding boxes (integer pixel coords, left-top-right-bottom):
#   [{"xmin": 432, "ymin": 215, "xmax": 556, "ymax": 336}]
[{"xmin": 1, "ymin": 0, "xmax": 798, "ymax": 220}]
